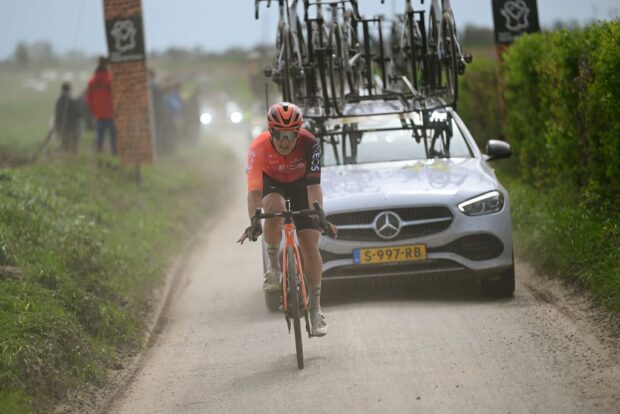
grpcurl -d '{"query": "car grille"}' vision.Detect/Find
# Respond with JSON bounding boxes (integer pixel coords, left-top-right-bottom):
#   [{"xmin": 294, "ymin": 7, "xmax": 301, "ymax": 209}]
[
  {"xmin": 327, "ymin": 207, "xmax": 453, "ymax": 241},
  {"xmin": 320, "ymin": 233, "xmax": 504, "ymax": 265},
  {"xmin": 441, "ymin": 234, "xmax": 504, "ymax": 261}
]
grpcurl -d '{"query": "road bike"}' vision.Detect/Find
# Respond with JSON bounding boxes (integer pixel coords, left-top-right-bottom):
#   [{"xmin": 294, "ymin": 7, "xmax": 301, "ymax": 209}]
[
  {"xmin": 247, "ymin": 200, "xmax": 330, "ymax": 369},
  {"xmin": 305, "ymin": 0, "xmax": 394, "ymax": 113},
  {"xmin": 256, "ymin": 0, "xmax": 307, "ymax": 103},
  {"xmin": 427, "ymin": 0, "xmax": 471, "ymax": 106},
  {"xmin": 304, "ymin": 0, "xmax": 349, "ymax": 116},
  {"xmin": 392, "ymin": 0, "xmax": 427, "ymax": 93}
]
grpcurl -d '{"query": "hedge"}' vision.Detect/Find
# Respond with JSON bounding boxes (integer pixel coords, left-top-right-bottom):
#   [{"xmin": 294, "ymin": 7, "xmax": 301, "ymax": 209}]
[{"xmin": 503, "ymin": 20, "xmax": 620, "ymax": 210}]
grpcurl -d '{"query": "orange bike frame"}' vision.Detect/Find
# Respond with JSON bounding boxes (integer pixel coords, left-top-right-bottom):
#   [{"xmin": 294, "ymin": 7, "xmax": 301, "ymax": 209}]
[{"xmin": 281, "ymin": 221, "xmax": 309, "ymax": 312}]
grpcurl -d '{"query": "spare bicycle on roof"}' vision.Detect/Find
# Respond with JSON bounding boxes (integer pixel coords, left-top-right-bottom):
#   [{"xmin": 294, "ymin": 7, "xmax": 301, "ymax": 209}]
[{"xmin": 254, "ymin": 0, "xmax": 472, "ymax": 124}]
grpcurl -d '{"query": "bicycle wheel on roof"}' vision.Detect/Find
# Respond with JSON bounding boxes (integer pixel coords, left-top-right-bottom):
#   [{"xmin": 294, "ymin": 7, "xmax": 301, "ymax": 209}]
[{"xmin": 440, "ymin": 12, "xmax": 458, "ymax": 106}]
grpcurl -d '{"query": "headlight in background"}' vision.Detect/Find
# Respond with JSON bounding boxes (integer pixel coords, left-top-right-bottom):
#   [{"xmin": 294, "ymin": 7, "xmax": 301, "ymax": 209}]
[
  {"xmin": 458, "ymin": 191, "xmax": 504, "ymax": 216},
  {"xmin": 230, "ymin": 111, "xmax": 243, "ymax": 124},
  {"xmin": 200, "ymin": 112, "xmax": 213, "ymax": 125},
  {"xmin": 250, "ymin": 125, "xmax": 264, "ymax": 140}
]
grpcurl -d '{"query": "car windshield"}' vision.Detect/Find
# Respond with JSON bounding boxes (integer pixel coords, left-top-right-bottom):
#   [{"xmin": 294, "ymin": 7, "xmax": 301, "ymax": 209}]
[{"xmin": 321, "ymin": 111, "xmax": 474, "ymax": 166}]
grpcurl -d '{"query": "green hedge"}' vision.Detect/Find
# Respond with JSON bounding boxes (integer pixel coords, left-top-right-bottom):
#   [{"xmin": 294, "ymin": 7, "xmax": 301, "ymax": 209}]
[
  {"xmin": 503, "ymin": 20, "xmax": 620, "ymax": 209},
  {"xmin": 458, "ymin": 57, "xmax": 503, "ymax": 148}
]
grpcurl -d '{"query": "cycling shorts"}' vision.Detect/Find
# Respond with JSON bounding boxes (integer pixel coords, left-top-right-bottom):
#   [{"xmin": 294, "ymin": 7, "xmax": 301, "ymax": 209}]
[{"xmin": 262, "ymin": 173, "xmax": 318, "ymax": 231}]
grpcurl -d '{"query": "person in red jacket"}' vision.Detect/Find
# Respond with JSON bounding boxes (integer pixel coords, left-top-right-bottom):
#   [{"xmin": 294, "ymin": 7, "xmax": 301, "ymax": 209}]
[{"xmin": 86, "ymin": 57, "xmax": 117, "ymax": 154}]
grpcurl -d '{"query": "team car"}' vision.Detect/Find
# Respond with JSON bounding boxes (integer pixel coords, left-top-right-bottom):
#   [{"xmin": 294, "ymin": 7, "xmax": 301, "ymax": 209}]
[
  {"xmin": 262, "ymin": 101, "xmax": 514, "ymax": 309},
  {"xmin": 320, "ymin": 103, "xmax": 514, "ymax": 290}
]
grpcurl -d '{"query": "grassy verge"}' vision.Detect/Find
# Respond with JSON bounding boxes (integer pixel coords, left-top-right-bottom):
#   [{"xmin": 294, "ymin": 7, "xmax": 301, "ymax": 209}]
[
  {"xmin": 0, "ymin": 142, "xmax": 236, "ymax": 413},
  {"xmin": 496, "ymin": 167, "xmax": 620, "ymax": 311}
]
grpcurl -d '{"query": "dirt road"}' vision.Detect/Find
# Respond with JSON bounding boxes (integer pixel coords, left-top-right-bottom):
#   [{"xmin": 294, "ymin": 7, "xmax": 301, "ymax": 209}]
[{"xmin": 105, "ymin": 130, "xmax": 620, "ymax": 414}]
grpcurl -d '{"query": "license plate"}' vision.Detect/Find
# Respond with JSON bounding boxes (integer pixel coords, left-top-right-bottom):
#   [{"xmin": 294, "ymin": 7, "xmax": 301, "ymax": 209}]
[{"xmin": 353, "ymin": 244, "xmax": 427, "ymax": 265}]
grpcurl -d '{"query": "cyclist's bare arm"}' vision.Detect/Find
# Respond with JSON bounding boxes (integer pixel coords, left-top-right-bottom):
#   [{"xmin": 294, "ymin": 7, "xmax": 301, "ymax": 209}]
[
  {"xmin": 307, "ymin": 184, "xmax": 323, "ymax": 209},
  {"xmin": 247, "ymin": 190, "xmax": 262, "ymax": 219},
  {"xmin": 237, "ymin": 190, "xmax": 263, "ymax": 244},
  {"xmin": 307, "ymin": 184, "xmax": 338, "ymax": 237}
]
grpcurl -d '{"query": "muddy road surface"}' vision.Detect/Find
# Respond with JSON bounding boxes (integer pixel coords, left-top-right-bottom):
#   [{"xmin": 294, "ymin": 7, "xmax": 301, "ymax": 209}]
[{"xmin": 105, "ymin": 130, "xmax": 620, "ymax": 414}]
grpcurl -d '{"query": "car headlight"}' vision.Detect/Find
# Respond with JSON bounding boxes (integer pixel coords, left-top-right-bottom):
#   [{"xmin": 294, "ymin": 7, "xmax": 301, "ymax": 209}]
[
  {"xmin": 458, "ymin": 191, "xmax": 504, "ymax": 216},
  {"xmin": 230, "ymin": 111, "xmax": 243, "ymax": 124},
  {"xmin": 200, "ymin": 112, "xmax": 213, "ymax": 125}
]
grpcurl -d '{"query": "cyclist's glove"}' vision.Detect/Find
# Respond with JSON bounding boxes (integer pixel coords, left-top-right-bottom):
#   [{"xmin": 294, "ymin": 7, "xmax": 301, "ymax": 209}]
[
  {"xmin": 320, "ymin": 220, "xmax": 337, "ymax": 238},
  {"xmin": 244, "ymin": 221, "xmax": 263, "ymax": 242},
  {"xmin": 313, "ymin": 216, "xmax": 337, "ymax": 238}
]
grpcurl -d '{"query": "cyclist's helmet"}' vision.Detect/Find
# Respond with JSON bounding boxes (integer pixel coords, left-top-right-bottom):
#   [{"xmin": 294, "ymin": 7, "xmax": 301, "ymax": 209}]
[{"xmin": 267, "ymin": 102, "xmax": 303, "ymax": 131}]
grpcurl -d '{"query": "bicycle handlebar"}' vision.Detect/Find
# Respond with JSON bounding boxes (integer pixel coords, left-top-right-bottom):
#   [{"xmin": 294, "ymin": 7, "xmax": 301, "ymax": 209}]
[
  {"xmin": 250, "ymin": 202, "xmax": 331, "ymax": 235},
  {"xmin": 255, "ymin": 0, "xmax": 273, "ymax": 20}
]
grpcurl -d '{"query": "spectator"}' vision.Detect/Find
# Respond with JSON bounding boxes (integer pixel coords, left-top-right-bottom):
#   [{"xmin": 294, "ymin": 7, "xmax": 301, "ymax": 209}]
[
  {"xmin": 159, "ymin": 80, "xmax": 183, "ymax": 154},
  {"xmin": 149, "ymin": 69, "xmax": 165, "ymax": 152},
  {"xmin": 86, "ymin": 57, "xmax": 117, "ymax": 155},
  {"xmin": 54, "ymin": 82, "xmax": 82, "ymax": 153},
  {"xmin": 183, "ymin": 88, "xmax": 200, "ymax": 145}
]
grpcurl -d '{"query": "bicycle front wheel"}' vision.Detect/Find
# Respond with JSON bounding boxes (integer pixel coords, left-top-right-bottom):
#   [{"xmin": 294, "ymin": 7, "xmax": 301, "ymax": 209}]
[{"xmin": 287, "ymin": 245, "xmax": 304, "ymax": 369}]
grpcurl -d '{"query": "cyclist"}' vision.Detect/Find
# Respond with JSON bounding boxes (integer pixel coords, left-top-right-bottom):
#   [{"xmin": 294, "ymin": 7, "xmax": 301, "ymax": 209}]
[{"xmin": 238, "ymin": 102, "xmax": 336, "ymax": 337}]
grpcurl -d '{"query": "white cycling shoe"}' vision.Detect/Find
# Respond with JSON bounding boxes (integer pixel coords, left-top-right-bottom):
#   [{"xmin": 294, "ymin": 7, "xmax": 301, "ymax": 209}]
[
  {"xmin": 263, "ymin": 270, "xmax": 281, "ymax": 292},
  {"xmin": 310, "ymin": 310, "xmax": 328, "ymax": 337}
]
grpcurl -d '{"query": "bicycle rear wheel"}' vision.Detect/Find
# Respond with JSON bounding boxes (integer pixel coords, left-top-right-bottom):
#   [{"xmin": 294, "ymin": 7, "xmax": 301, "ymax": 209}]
[
  {"xmin": 290, "ymin": 23, "xmax": 308, "ymax": 104},
  {"xmin": 282, "ymin": 30, "xmax": 294, "ymax": 102},
  {"xmin": 427, "ymin": 4, "xmax": 442, "ymax": 89},
  {"xmin": 440, "ymin": 13, "xmax": 458, "ymax": 106},
  {"xmin": 404, "ymin": 17, "xmax": 421, "ymax": 92},
  {"xmin": 328, "ymin": 26, "xmax": 346, "ymax": 115},
  {"xmin": 343, "ymin": 15, "xmax": 363, "ymax": 96},
  {"xmin": 287, "ymin": 246, "xmax": 304, "ymax": 369}
]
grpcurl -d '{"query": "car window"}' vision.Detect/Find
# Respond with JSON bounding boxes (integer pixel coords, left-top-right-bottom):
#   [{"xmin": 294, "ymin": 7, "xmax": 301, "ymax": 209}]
[{"xmin": 322, "ymin": 112, "xmax": 473, "ymax": 166}]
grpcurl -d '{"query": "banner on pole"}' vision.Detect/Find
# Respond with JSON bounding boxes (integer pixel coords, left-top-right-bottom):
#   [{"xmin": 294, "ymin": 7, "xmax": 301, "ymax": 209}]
[
  {"xmin": 105, "ymin": 14, "xmax": 146, "ymax": 63},
  {"xmin": 103, "ymin": 0, "xmax": 154, "ymax": 164},
  {"xmin": 492, "ymin": 0, "xmax": 540, "ymax": 45}
]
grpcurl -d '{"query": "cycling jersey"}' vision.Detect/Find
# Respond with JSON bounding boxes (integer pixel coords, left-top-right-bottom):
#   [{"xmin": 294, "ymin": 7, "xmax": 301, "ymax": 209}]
[{"xmin": 246, "ymin": 128, "xmax": 321, "ymax": 191}]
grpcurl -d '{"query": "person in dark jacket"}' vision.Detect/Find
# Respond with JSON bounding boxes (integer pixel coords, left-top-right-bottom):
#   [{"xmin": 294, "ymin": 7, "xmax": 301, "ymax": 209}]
[
  {"xmin": 86, "ymin": 57, "xmax": 117, "ymax": 154},
  {"xmin": 54, "ymin": 82, "xmax": 82, "ymax": 153}
]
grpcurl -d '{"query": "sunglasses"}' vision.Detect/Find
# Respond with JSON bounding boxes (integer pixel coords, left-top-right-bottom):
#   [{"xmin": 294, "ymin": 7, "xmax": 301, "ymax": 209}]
[{"xmin": 271, "ymin": 129, "xmax": 299, "ymax": 142}]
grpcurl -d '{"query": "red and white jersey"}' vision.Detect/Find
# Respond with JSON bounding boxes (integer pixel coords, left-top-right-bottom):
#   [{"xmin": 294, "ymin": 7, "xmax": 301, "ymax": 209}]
[{"xmin": 246, "ymin": 128, "xmax": 321, "ymax": 191}]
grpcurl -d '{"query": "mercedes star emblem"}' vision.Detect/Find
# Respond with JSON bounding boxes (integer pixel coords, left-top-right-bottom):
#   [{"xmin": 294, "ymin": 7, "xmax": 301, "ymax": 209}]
[{"xmin": 373, "ymin": 211, "xmax": 402, "ymax": 239}]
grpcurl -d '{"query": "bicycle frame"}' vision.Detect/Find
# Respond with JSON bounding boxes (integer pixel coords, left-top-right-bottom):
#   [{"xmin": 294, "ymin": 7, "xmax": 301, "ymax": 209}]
[
  {"xmin": 248, "ymin": 200, "xmax": 329, "ymax": 369},
  {"xmin": 281, "ymin": 216, "xmax": 309, "ymax": 313}
]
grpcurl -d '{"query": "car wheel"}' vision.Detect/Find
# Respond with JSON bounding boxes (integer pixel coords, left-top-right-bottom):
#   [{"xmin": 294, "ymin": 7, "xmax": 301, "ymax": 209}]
[{"xmin": 481, "ymin": 264, "xmax": 515, "ymax": 297}]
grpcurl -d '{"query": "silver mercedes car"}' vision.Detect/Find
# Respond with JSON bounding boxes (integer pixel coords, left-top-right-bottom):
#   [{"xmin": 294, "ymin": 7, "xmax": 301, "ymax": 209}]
[
  {"xmin": 263, "ymin": 103, "xmax": 514, "ymax": 310},
  {"xmin": 317, "ymin": 104, "xmax": 514, "ymax": 294}
]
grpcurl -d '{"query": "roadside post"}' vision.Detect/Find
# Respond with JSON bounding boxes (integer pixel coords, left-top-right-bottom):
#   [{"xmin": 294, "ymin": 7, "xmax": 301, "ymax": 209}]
[
  {"xmin": 103, "ymin": 0, "xmax": 155, "ymax": 189},
  {"xmin": 491, "ymin": 0, "xmax": 540, "ymax": 139}
]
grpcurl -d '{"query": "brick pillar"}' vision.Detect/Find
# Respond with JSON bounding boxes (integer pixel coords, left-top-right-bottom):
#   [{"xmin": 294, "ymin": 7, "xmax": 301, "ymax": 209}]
[{"xmin": 103, "ymin": 0, "xmax": 154, "ymax": 164}]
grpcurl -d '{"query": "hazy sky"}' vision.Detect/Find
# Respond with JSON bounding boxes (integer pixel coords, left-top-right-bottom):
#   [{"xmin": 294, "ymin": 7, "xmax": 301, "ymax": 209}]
[{"xmin": 1, "ymin": 0, "xmax": 618, "ymax": 59}]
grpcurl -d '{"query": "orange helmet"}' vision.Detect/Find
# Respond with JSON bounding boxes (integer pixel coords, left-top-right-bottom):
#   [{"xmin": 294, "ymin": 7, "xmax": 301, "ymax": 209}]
[{"xmin": 267, "ymin": 102, "xmax": 303, "ymax": 131}]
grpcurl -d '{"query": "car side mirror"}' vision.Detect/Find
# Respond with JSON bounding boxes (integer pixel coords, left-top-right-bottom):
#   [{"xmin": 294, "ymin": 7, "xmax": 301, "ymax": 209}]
[{"xmin": 485, "ymin": 140, "xmax": 512, "ymax": 161}]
